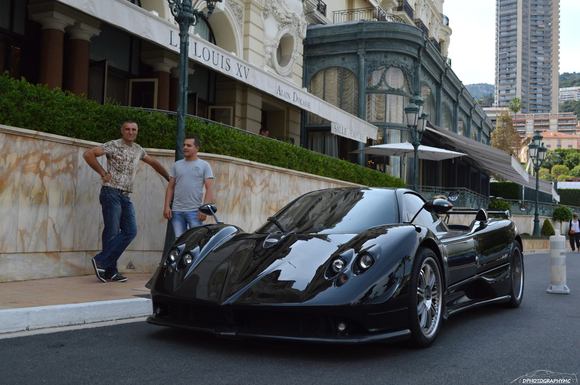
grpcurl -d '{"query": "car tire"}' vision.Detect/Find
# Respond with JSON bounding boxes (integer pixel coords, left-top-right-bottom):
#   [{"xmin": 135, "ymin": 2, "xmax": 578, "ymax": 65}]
[
  {"xmin": 408, "ymin": 247, "xmax": 444, "ymax": 348},
  {"xmin": 506, "ymin": 242, "xmax": 524, "ymax": 308}
]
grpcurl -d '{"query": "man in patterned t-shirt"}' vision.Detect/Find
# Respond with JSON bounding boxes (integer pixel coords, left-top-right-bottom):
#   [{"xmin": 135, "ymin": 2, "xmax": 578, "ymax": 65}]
[{"xmin": 84, "ymin": 121, "xmax": 170, "ymax": 283}]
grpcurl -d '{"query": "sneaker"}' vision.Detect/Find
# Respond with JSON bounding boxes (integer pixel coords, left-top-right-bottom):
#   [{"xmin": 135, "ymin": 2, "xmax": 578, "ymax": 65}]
[
  {"xmin": 108, "ymin": 273, "xmax": 128, "ymax": 282},
  {"xmin": 91, "ymin": 257, "xmax": 106, "ymax": 283}
]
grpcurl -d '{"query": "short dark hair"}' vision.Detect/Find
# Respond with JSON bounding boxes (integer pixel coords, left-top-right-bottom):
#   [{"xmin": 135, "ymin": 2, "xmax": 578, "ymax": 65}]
[
  {"xmin": 185, "ymin": 136, "xmax": 200, "ymax": 148},
  {"xmin": 120, "ymin": 120, "xmax": 137, "ymax": 128}
]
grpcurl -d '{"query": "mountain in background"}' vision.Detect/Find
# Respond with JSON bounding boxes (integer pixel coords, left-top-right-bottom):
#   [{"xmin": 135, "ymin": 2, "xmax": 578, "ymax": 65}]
[
  {"xmin": 560, "ymin": 72, "xmax": 580, "ymax": 87},
  {"xmin": 466, "ymin": 83, "xmax": 494, "ymax": 107}
]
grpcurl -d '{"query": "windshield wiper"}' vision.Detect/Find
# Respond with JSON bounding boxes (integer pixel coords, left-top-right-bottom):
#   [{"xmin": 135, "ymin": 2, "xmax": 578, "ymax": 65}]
[{"xmin": 266, "ymin": 217, "xmax": 286, "ymax": 233}]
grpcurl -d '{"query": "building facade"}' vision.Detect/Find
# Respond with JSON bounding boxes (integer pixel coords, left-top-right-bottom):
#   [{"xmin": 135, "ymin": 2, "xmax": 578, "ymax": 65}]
[
  {"xmin": 1, "ymin": 0, "xmax": 380, "ymax": 146},
  {"xmin": 303, "ymin": 0, "xmax": 497, "ymax": 195},
  {"xmin": 484, "ymin": 108, "xmax": 578, "ymax": 136},
  {"xmin": 559, "ymin": 86, "xmax": 580, "ymax": 103},
  {"xmin": 495, "ymin": 0, "xmax": 560, "ymax": 114}
]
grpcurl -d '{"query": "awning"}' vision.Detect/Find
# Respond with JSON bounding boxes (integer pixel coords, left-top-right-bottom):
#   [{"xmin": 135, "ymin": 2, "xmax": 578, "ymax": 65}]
[
  {"xmin": 424, "ymin": 123, "xmax": 552, "ymax": 195},
  {"xmin": 356, "ymin": 142, "xmax": 466, "ymax": 161},
  {"xmin": 56, "ymin": 0, "xmax": 378, "ymax": 143}
]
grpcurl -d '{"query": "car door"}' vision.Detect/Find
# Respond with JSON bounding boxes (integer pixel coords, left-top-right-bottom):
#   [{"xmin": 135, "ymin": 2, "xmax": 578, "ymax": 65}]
[
  {"xmin": 473, "ymin": 220, "xmax": 512, "ymax": 274},
  {"xmin": 401, "ymin": 192, "xmax": 478, "ymax": 285}
]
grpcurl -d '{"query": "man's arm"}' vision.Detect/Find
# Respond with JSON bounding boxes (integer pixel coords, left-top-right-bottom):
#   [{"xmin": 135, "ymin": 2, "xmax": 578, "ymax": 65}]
[
  {"xmin": 198, "ymin": 178, "xmax": 215, "ymax": 222},
  {"xmin": 142, "ymin": 155, "xmax": 170, "ymax": 181},
  {"xmin": 203, "ymin": 178, "xmax": 215, "ymax": 204},
  {"xmin": 83, "ymin": 146, "xmax": 111, "ymax": 183},
  {"xmin": 163, "ymin": 177, "xmax": 176, "ymax": 220}
]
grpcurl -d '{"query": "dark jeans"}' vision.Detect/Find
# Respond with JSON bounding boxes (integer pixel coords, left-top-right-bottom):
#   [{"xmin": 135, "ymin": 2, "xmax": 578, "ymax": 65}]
[
  {"xmin": 570, "ymin": 233, "xmax": 580, "ymax": 251},
  {"xmin": 94, "ymin": 186, "xmax": 137, "ymax": 277}
]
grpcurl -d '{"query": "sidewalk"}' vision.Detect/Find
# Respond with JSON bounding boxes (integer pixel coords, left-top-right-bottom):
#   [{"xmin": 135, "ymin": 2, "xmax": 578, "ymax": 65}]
[{"xmin": 0, "ymin": 273, "xmax": 153, "ymax": 335}]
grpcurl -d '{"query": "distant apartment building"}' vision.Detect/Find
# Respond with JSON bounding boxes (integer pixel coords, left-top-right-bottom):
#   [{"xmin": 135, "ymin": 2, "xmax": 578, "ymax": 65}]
[
  {"xmin": 540, "ymin": 130, "xmax": 580, "ymax": 150},
  {"xmin": 495, "ymin": 0, "xmax": 560, "ymax": 114},
  {"xmin": 484, "ymin": 108, "xmax": 579, "ymax": 150},
  {"xmin": 559, "ymin": 86, "xmax": 580, "ymax": 103}
]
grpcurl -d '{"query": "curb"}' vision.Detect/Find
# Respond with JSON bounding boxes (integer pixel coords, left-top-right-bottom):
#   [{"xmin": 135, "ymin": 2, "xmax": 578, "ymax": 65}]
[{"xmin": 0, "ymin": 298, "xmax": 152, "ymax": 334}]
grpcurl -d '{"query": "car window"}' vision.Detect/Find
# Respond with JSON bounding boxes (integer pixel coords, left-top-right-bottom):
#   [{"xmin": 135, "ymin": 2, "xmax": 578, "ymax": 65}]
[
  {"xmin": 402, "ymin": 192, "xmax": 440, "ymax": 230},
  {"xmin": 256, "ymin": 189, "xmax": 399, "ymax": 234}
]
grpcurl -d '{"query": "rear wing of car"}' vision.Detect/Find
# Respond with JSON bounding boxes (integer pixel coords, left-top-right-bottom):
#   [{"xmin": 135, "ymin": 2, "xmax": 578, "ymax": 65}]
[{"xmin": 446, "ymin": 208, "xmax": 511, "ymax": 220}]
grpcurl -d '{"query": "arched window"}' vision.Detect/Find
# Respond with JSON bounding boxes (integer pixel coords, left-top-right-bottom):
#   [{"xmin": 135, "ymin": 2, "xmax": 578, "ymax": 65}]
[
  {"xmin": 366, "ymin": 66, "xmax": 410, "ymax": 124},
  {"xmin": 457, "ymin": 119, "xmax": 465, "ymax": 136},
  {"xmin": 441, "ymin": 105, "xmax": 453, "ymax": 130},
  {"xmin": 307, "ymin": 67, "xmax": 358, "ymax": 157},
  {"xmin": 308, "ymin": 67, "xmax": 358, "ymax": 125},
  {"xmin": 421, "ymin": 85, "xmax": 435, "ymax": 122}
]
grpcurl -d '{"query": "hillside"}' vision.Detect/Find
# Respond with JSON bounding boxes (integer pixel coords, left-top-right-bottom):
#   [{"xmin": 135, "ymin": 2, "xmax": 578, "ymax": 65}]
[
  {"xmin": 466, "ymin": 83, "xmax": 494, "ymax": 107},
  {"xmin": 560, "ymin": 72, "xmax": 580, "ymax": 88}
]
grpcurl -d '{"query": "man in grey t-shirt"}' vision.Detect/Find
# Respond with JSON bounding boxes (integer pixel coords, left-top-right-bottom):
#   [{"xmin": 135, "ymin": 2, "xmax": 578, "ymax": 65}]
[{"xmin": 163, "ymin": 136, "xmax": 215, "ymax": 237}]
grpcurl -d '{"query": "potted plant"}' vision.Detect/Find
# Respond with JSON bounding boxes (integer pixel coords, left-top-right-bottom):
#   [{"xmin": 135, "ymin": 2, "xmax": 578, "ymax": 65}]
[{"xmin": 552, "ymin": 205, "xmax": 573, "ymax": 235}]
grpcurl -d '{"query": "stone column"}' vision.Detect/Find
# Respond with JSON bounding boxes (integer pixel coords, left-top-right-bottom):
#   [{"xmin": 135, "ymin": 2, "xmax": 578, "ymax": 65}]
[
  {"xmin": 148, "ymin": 63, "xmax": 175, "ymax": 111},
  {"xmin": 29, "ymin": 11, "xmax": 75, "ymax": 89},
  {"xmin": 65, "ymin": 23, "xmax": 100, "ymax": 96},
  {"xmin": 142, "ymin": 51, "xmax": 178, "ymax": 111}
]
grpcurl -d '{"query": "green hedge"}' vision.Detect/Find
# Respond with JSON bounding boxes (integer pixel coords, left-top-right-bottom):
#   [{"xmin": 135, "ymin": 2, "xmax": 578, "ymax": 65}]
[
  {"xmin": 490, "ymin": 182, "xmax": 521, "ymax": 200},
  {"xmin": 558, "ymin": 189, "xmax": 580, "ymax": 207},
  {"xmin": 0, "ymin": 74, "xmax": 403, "ymax": 188}
]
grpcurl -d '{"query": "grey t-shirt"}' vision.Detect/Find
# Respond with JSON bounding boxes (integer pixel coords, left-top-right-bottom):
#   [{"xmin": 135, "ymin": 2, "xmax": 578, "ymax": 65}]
[{"xmin": 170, "ymin": 158, "xmax": 214, "ymax": 211}]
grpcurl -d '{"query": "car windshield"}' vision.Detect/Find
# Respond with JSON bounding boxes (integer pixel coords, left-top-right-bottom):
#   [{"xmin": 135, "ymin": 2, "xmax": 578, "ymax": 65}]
[{"xmin": 256, "ymin": 189, "xmax": 399, "ymax": 234}]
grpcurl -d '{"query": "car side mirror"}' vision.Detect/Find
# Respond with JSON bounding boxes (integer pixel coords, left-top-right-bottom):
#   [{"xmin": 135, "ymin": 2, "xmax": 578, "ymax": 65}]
[
  {"xmin": 199, "ymin": 204, "xmax": 220, "ymax": 223},
  {"xmin": 424, "ymin": 198, "xmax": 454, "ymax": 214},
  {"xmin": 409, "ymin": 198, "xmax": 453, "ymax": 224}
]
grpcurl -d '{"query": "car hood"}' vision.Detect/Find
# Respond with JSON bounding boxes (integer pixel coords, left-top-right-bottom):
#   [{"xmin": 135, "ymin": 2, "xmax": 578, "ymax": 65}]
[{"xmin": 154, "ymin": 225, "xmax": 417, "ymax": 306}]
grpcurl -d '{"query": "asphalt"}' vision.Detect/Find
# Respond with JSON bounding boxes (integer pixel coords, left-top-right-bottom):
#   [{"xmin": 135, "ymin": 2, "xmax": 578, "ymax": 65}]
[{"xmin": 0, "ymin": 246, "xmax": 574, "ymax": 337}]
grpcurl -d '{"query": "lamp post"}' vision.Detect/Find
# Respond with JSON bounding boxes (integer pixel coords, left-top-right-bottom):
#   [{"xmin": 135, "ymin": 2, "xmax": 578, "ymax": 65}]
[
  {"xmin": 528, "ymin": 131, "xmax": 547, "ymax": 237},
  {"xmin": 168, "ymin": 0, "xmax": 221, "ymax": 160},
  {"xmin": 405, "ymin": 96, "xmax": 427, "ymax": 191}
]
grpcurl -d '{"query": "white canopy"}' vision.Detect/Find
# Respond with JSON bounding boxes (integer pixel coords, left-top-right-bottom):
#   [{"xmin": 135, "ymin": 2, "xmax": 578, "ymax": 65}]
[{"xmin": 362, "ymin": 142, "xmax": 466, "ymax": 161}]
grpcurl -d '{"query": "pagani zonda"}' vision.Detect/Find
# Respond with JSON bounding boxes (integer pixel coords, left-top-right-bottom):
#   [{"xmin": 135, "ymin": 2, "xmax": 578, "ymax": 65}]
[{"xmin": 147, "ymin": 187, "xmax": 524, "ymax": 347}]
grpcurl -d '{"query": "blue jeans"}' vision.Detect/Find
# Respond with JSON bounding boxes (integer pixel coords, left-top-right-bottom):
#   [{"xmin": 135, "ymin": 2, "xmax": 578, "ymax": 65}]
[
  {"xmin": 94, "ymin": 186, "xmax": 137, "ymax": 277},
  {"xmin": 171, "ymin": 210, "xmax": 203, "ymax": 238}
]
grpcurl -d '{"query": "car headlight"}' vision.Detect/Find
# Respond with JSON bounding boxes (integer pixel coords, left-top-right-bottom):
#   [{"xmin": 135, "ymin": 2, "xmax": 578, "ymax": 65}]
[
  {"xmin": 167, "ymin": 248, "xmax": 180, "ymax": 264},
  {"xmin": 352, "ymin": 245, "xmax": 379, "ymax": 274},
  {"xmin": 358, "ymin": 253, "xmax": 374, "ymax": 270},
  {"xmin": 183, "ymin": 253, "xmax": 194, "ymax": 265},
  {"xmin": 331, "ymin": 258, "xmax": 346, "ymax": 273}
]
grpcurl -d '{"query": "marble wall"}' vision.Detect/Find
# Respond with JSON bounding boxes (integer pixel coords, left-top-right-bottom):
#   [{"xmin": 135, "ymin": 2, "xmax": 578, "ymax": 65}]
[{"xmin": 0, "ymin": 125, "xmax": 357, "ymax": 282}]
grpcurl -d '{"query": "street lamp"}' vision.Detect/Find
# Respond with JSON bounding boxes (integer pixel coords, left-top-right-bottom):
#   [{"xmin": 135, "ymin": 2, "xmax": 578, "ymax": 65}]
[
  {"xmin": 528, "ymin": 131, "xmax": 547, "ymax": 237},
  {"xmin": 168, "ymin": 0, "xmax": 221, "ymax": 160},
  {"xmin": 405, "ymin": 96, "xmax": 428, "ymax": 191}
]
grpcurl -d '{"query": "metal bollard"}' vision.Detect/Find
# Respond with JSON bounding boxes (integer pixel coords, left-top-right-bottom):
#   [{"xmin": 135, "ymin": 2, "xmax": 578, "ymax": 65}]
[{"xmin": 546, "ymin": 234, "xmax": 570, "ymax": 294}]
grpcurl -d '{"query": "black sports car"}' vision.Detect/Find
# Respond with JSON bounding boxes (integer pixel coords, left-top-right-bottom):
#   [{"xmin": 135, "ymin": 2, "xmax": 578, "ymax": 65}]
[{"xmin": 147, "ymin": 187, "xmax": 524, "ymax": 347}]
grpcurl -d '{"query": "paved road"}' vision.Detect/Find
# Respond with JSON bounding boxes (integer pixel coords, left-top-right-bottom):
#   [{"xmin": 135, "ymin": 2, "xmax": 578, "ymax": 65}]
[{"xmin": 1, "ymin": 252, "xmax": 578, "ymax": 385}]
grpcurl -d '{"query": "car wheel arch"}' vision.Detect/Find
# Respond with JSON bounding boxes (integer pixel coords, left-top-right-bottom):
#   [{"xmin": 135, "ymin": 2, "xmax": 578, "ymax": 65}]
[
  {"xmin": 514, "ymin": 235, "xmax": 523, "ymax": 253},
  {"xmin": 418, "ymin": 238, "xmax": 446, "ymax": 288}
]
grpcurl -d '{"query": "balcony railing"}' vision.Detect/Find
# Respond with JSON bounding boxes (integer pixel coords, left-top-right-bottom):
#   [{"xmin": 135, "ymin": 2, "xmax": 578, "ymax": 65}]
[
  {"xmin": 332, "ymin": 7, "xmax": 406, "ymax": 24},
  {"xmin": 414, "ymin": 18, "xmax": 429, "ymax": 36},
  {"xmin": 333, "ymin": 7, "xmax": 384, "ymax": 23},
  {"xmin": 397, "ymin": 0, "xmax": 414, "ymax": 20},
  {"xmin": 317, "ymin": 0, "xmax": 327, "ymax": 17},
  {"xmin": 418, "ymin": 186, "xmax": 578, "ymax": 221}
]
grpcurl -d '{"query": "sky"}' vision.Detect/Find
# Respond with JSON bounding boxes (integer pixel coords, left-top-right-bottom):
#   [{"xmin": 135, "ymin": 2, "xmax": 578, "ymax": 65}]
[{"xmin": 444, "ymin": 0, "xmax": 580, "ymax": 85}]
